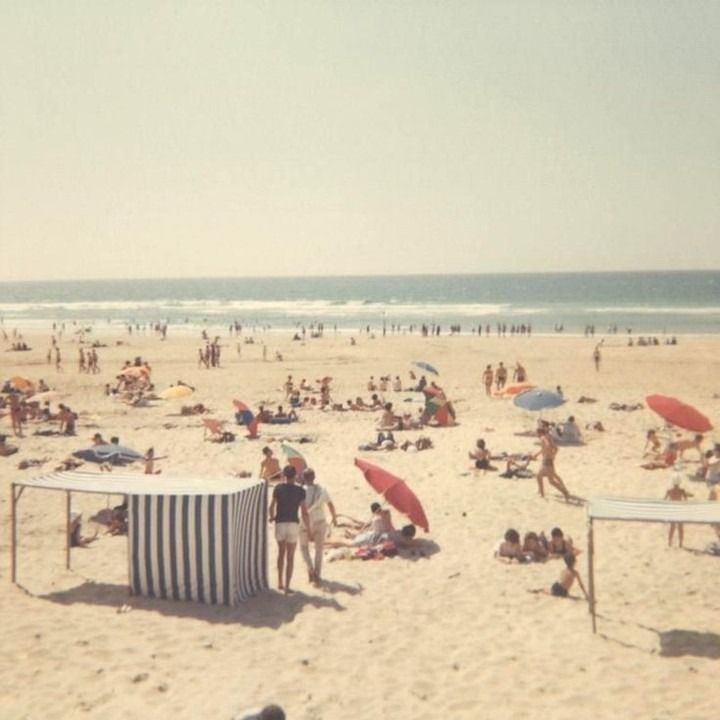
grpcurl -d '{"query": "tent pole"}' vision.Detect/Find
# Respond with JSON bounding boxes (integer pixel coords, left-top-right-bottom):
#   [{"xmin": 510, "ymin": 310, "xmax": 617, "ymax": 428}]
[
  {"xmin": 588, "ymin": 517, "xmax": 596, "ymax": 633},
  {"xmin": 66, "ymin": 491, "xmax": 72, "ymax": 570},
  {"xmin": 11, "ymin": 483, "xmax": 18, "ymax": 584}
]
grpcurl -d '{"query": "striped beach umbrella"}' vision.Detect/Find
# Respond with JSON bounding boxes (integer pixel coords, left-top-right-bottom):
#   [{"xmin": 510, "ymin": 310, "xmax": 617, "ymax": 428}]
[{"xmin": 281, "ymin": 444, "xmax": 307, "ymax": 475}]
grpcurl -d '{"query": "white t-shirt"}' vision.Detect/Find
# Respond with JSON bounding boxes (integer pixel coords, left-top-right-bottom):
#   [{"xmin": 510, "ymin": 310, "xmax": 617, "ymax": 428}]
[{"xmin": 303, "ymin": 484, "xmax": 330, "ymax": 524}]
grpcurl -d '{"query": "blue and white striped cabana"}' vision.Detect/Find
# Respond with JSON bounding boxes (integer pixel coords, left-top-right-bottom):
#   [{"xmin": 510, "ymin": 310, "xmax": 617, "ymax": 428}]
[{"xmin": 10, "ymin": 471, "xmax": 268, "ymax": 606}]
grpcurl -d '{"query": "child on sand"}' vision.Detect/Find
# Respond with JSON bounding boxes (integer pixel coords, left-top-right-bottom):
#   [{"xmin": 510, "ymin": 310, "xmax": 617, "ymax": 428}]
[
  {"xmin": 664, "ymin": 476, "xmax": 693, "ymax": 547},
  {"xmin": 550, "ymin": 553, "xmax": 589, "ymax": 599}
]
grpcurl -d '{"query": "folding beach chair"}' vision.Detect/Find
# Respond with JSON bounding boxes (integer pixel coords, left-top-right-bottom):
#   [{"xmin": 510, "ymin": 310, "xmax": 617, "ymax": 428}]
[{"xmin": 202, "ymin": 418, "xmax": 235, "ymax": 443}]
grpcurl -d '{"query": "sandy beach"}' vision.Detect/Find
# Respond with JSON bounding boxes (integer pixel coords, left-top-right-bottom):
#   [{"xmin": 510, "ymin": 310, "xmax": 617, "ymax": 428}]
[{"xmin": 1, "ymin": 329, "xmax": 719, "ymax": 720}]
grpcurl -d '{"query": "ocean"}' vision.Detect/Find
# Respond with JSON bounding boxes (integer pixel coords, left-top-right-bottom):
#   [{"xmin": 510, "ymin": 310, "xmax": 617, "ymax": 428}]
[{"xmin": 0, "ymin": 271, "xmax": 719, "ymax": 336}]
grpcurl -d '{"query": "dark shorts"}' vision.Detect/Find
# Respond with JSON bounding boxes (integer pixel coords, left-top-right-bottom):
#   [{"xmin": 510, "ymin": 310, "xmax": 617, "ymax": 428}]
[
  {"xmin": 475, "ymin": 459, "xmax": 489, "ymax": 470},
  {"xmin": 551, "ymin": 582, "xmax": 568, "ymax": 598}
]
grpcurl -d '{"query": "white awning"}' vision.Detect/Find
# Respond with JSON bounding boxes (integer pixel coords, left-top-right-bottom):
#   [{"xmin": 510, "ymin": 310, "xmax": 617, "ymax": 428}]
[
  {"xmin": 14, "ymin": 470, "xmax": 261, "ymax": 496},
  {"xmin": 587, "ymin": 496, "xmax": 720, "ymax": 524}
]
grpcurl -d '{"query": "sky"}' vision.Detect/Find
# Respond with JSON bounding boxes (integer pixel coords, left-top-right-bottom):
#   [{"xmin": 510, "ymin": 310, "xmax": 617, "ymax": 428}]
[{"xmin": 1, "ymin": 1, "xmax": 718, "ymax": 281}]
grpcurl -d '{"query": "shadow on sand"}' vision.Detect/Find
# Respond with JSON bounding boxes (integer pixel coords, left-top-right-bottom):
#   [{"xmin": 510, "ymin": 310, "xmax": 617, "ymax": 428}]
[
  {"xmin": 37, "ymin": 580, "xmax": 348, "ymax": 628},
  {"xmin": 596, "ymin": 614, "xmax": 720, "ymax": 658}
]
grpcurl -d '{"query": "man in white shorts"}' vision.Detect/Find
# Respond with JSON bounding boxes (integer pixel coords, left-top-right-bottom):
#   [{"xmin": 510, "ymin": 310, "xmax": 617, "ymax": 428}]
[
  {"xmin": 269, "ymin": 465, "xmax": 309, "ymax": 594},
  {"xmin": 298, "ymin": 468, "xmax": 337, "ymax": 586}
]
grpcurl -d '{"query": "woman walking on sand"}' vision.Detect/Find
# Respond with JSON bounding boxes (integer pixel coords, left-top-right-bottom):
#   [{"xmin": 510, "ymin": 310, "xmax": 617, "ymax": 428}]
[{"xmin": 534, "ymin": 427, "xmax": 571, "ymax": 501}]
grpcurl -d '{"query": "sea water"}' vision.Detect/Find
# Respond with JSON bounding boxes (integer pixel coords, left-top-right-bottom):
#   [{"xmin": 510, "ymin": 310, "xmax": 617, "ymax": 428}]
[{"xmin": 0, "ymin": 271, "xmax": 718, "ymax": 336}]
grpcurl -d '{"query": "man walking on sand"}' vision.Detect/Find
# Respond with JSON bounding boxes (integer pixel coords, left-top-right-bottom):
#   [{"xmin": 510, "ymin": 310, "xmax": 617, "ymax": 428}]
[
  {"xmin": 534, "ymin": 427, "xmax": 571, "ymax": 501},
  {"xmin": 299, "ymin": 467, "xmax": 338, "ymax": 586},
  {"xmin": 269, "ymin": 465, "xmax": 309, "ymax": 594}
]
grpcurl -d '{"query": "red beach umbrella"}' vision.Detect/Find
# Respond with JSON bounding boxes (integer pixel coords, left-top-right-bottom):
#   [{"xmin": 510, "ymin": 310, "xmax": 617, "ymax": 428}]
[
  {"xmin": 645, "ymin": 394, "xmax": 713, "ymax": 433},
  {"xmin": 354, "ymin": 458, "xmax": 429, "ymax": 532}
]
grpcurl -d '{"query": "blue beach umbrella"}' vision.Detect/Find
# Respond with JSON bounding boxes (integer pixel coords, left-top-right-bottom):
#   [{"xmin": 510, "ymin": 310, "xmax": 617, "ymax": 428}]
[
  {"xmin": 413, "ymin": 361, "xmax": 439, "ymax": 376},
  {"xmin": 73, "ymin": 444, "xmax": 143, "ymax": 465},
  {"xmin": 513, "ymin": 388, "xmax": 565, "ymax": 412}
]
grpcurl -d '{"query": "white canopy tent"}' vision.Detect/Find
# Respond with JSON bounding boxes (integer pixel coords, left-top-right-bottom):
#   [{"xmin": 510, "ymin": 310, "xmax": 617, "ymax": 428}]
[
  {"xmin": 586, "ymin": 496, "xmax": 720, "ymax": 632},
  {"xmin": 11, "ymin": 470, "xmax": 268, "ymax": 605}
]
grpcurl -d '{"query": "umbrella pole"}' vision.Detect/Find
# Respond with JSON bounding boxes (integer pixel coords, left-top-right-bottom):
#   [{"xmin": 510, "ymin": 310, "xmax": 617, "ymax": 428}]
[
  {"xmin": 66, "ymin": 490, "xmax": 72, "ymax": 570},
  {"xmin": 587, "ymin": 517, "xmax": 596, "ymax": 633},
  {"xmin": 11, "ymin": 483, "xmax": 20, "ymax": 584}
]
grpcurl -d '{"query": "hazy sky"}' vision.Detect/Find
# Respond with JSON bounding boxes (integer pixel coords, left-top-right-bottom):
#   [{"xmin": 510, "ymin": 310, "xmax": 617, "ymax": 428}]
[{"xmin": 1, "ymin": 1, "xmax": 718, "ymax": 281}]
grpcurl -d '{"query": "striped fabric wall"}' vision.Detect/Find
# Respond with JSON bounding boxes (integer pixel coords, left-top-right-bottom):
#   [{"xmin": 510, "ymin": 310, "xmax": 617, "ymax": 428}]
[{"xmin": 129, "ymin": 484, "xmax": 267, "ymax": 606}]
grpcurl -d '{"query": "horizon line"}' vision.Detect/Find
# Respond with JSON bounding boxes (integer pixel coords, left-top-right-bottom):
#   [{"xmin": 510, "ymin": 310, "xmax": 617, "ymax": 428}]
[{"xmin": 1, "ymin": 268, "xmax": 719, "ymax": 285}]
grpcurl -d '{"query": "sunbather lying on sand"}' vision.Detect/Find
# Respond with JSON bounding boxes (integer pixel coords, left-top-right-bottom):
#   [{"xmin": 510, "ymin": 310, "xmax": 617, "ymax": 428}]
[
  {"xmin": 181, "ymin": 403, "xmax": 208, "ymax": 415},
  {"xmin": 399, "ymin": 436, "xmax": 433, "ymax": 452},
  {"xmin": 494, "ymin": 529, "xmax": 527, "ymax": 562},
  {"xmin": 358, "ymin": 431, "xmax": 397, "ymax": 451},
  {"xmin": 498, "ymin": 455, "xmax": 533, "ymax": 478}
]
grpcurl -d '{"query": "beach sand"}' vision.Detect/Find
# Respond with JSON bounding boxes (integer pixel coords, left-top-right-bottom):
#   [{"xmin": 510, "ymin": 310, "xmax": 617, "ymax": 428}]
[{"xmin": 1, "ymin": 330, "xmax": 719, "ymax": 720}]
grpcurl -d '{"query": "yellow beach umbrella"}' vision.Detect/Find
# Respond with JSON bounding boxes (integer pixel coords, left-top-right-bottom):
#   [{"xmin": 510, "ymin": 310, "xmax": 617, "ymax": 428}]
[{"xmin": 158, "ymin": 385, "xmax": 194, "ymax": 400}]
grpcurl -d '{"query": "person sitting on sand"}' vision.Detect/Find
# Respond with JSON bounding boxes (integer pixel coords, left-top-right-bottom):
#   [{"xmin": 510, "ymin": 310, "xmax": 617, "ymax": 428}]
[
  {"xmin": 260, "ymin": 446, "xmax": 283, "ymax": 482},
  {"xmin": 553, "ymin": 416, "xmax": 583, "ymax": 444},
  {"xmin": 378, "ymin": 402, "xmax": 401, "ymax": 430},
  {"xmin": 494, "ymin": 528, "xmax": 526, "ymax": 562},
  {"xmin": 547, "ymin": 553, "xmax": 589, "ymax": 599},
  {"xmin": 641, "ymin": 444, "xmax": 677, "ymax": 470},
  {"xmin": 69, "ymin": 510, "xmax": 98, "ymax": 547},
  {"xmin": 107, "ymin": 500, "xmax": 128, "ymax": 535},
  {"xmin": 469, "ymin": 438, "xmax": 496, "ymax": 472},
  {"xmin": 0, "ymin": 434, "xmax": 19, "ymax": 457},
  {"xmin": 367, "ymin": 393, "xmax": 383, "ymax": 410},
  {"xmin": 58, "ymin": 404, "xmax": 76, "ymax": 435},
  {"xmin": 343, "ymin": 502, "xmax": 395, "ymax": 546},
  {"xmin": 392, "ymin": 376, "xmax": 402, "ymax": 392},
  {"xmin": 91, "ymin": 432, "xmax": 107, "ymax": 446}
]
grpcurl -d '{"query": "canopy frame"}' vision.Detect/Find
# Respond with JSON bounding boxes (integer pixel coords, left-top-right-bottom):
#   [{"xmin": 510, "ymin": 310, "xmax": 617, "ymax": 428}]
[{"xmin": 586, "ymin": 496, "xmax": 720, "ymax": 633}]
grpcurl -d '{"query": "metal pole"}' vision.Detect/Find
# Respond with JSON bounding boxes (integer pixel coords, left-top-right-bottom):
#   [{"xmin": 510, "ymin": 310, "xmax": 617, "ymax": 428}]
[
  {"xmin": 11, "ymin": 483, "xmax": 18, "ymax": 584},
  {"xmin": 66, "ymin": 491, "xmax": 72, "ymax": 570},
  {"xmin": 587, "ymin": 517, "xmax": 596, "ymax": 633}
]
